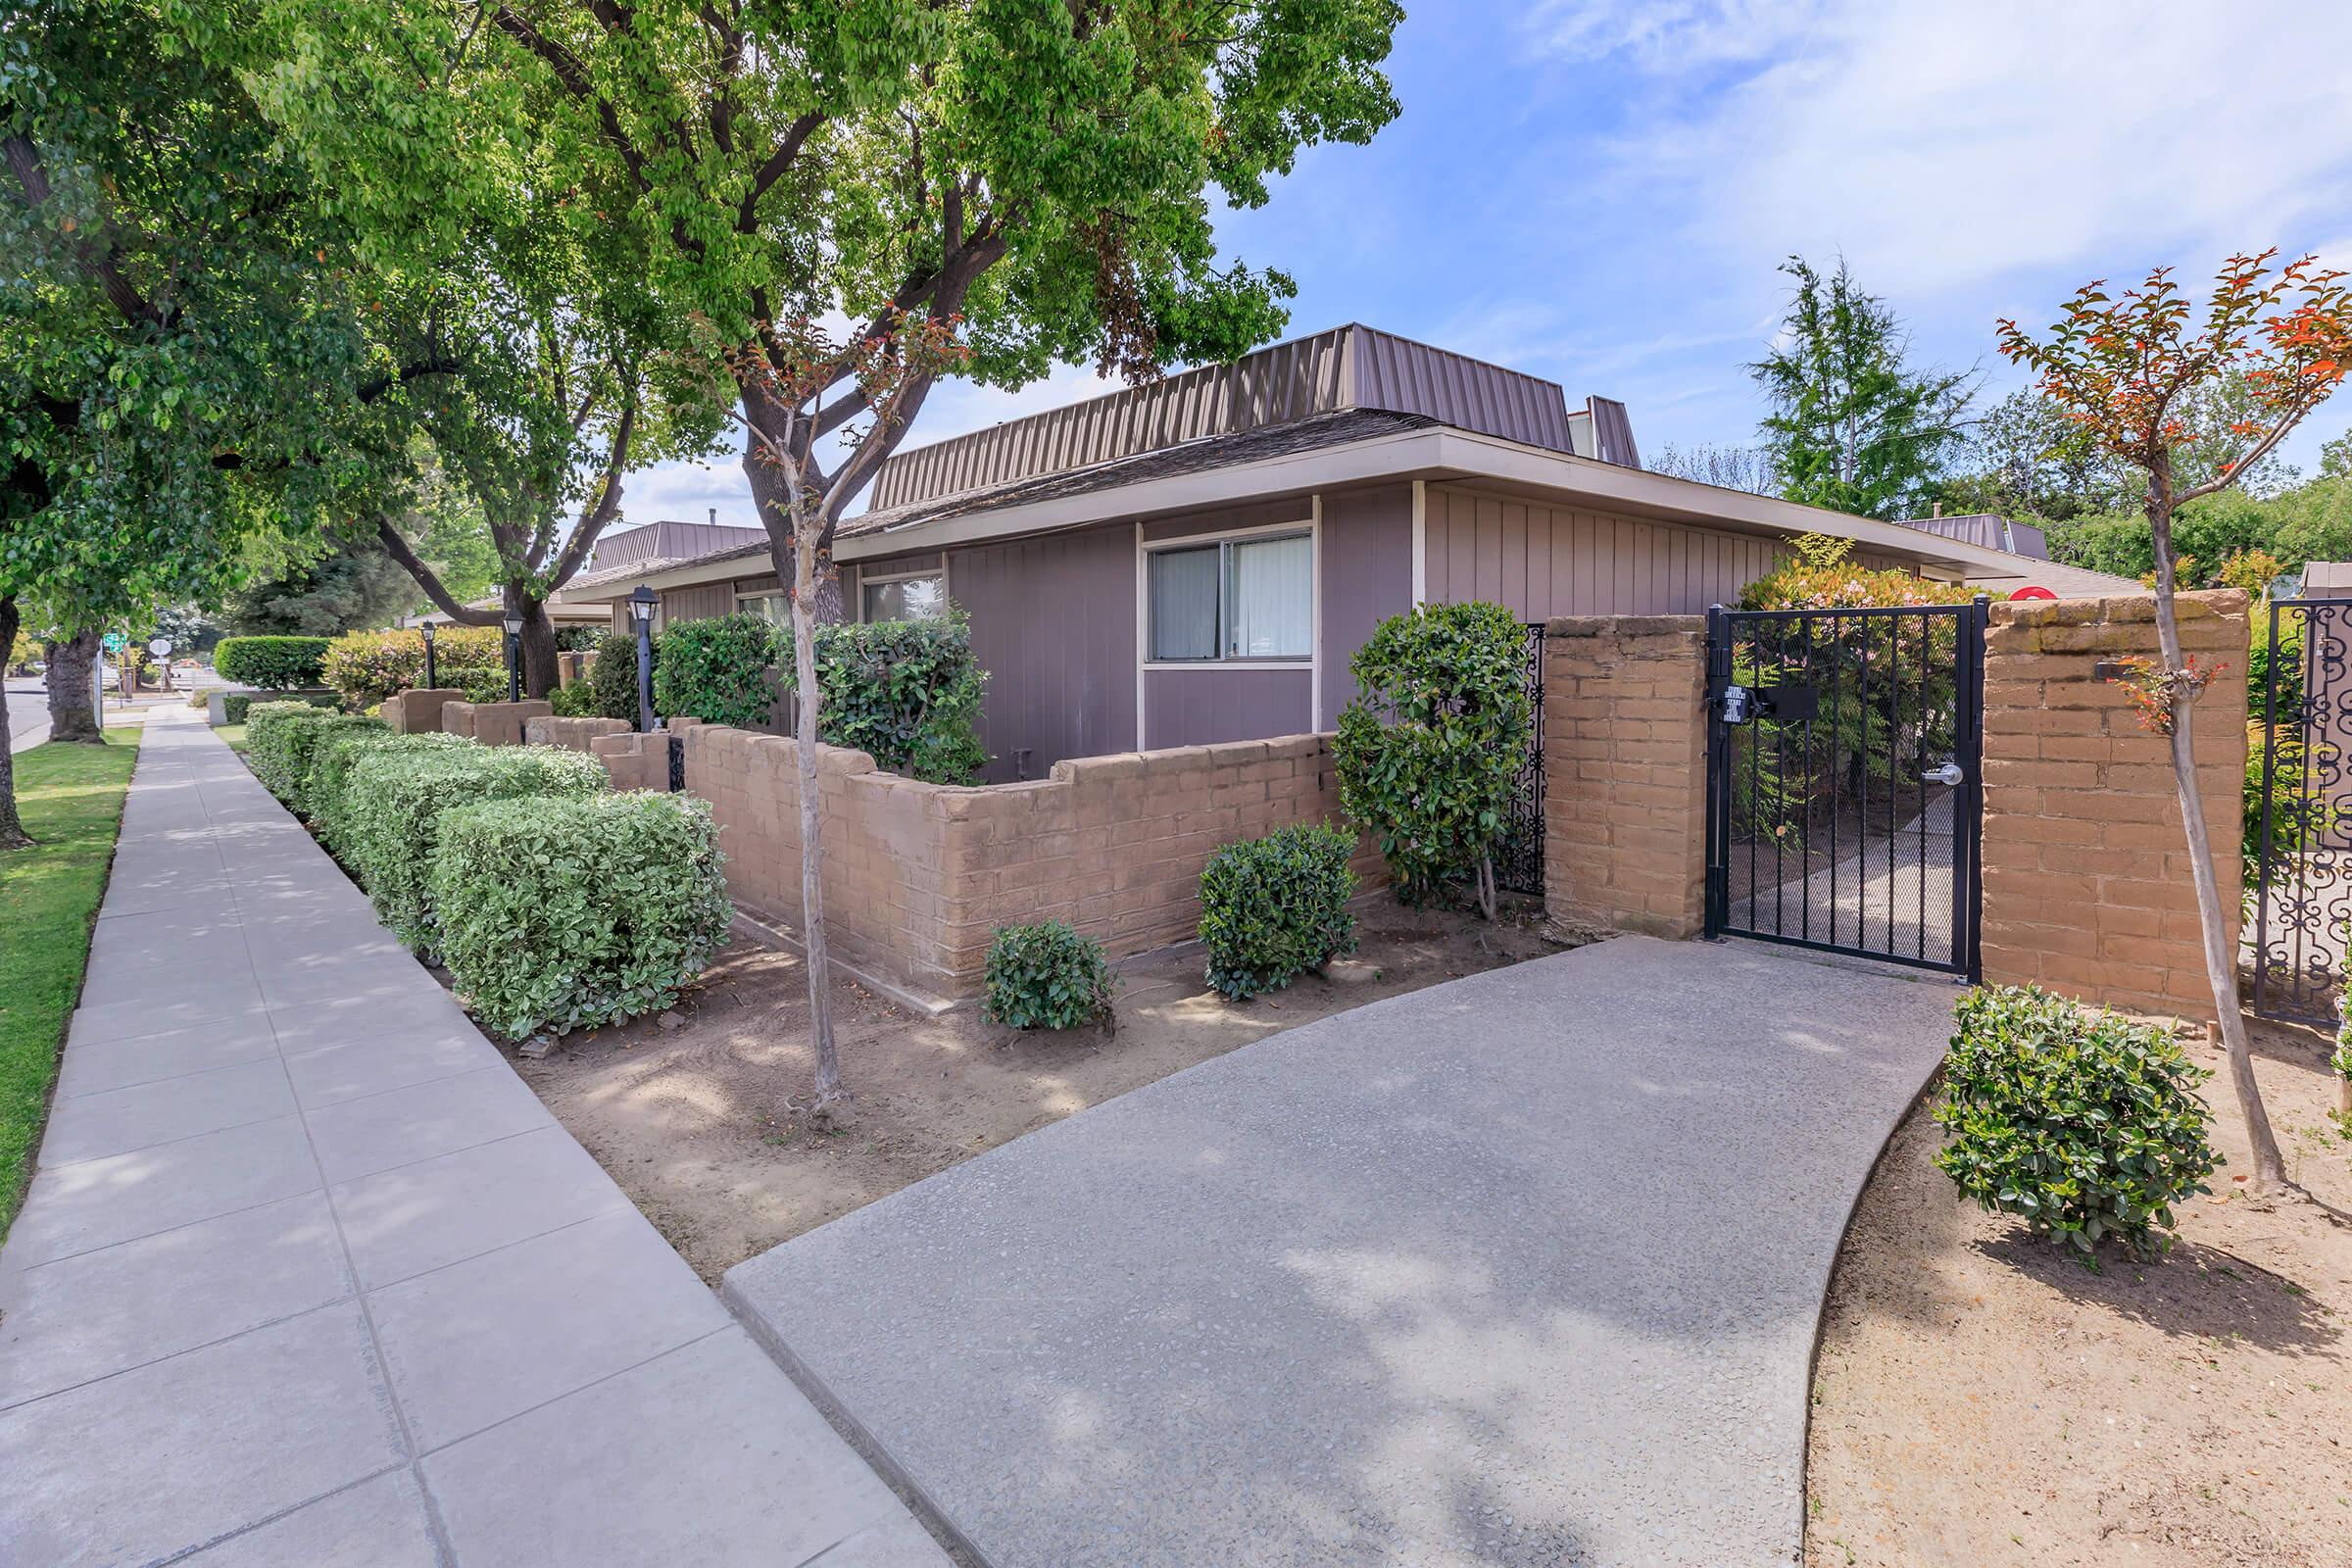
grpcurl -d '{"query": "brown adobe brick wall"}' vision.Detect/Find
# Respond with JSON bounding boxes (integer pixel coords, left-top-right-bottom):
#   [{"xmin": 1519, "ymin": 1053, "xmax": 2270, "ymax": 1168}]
[
  {"xmin": 1541, "ymin": 615, "xmax": 1710, "ymax": 939},
  {"xmin": 678, "ymin": 726, "xmax": 1380, "ymax": 1000},
  {"xmin": 525, "ymin": 714, "xmax": 631, "ymax": 751},
  {"xmin": 1979, "ymin": 590, "xmax": 2248, "ymax": 1019},
  {"xmin": 460, "ymin": 700, "xmax": 551, "ymax": 747},
  {"xmin": 382, "ymin": 688, "xmax": 463, "ymax": 735}
]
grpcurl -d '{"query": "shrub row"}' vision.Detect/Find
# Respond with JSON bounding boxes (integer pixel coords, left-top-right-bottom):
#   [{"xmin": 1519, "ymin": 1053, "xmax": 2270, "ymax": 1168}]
[
  {"xmin": 217, "ymin": 636, "xmax": 332, "ymax": 691},
  {"xmin": 321, "ymin": 625, "xmax": 504, "ymax": 710},
  {"xmin": 235, "ymin": 703, "xmax": 726, "ymax": 1041}
]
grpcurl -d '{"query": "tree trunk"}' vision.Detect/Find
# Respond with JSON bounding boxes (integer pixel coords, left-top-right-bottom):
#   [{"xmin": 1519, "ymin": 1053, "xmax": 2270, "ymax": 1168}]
[
  {"xmin": 2148, "ymin": 485, "xmax": 2286, "ymax": 1191},
  {"xmin": 45, "ymin": 627, "xmax": 103, "ymax": 743},
  {"xmin": 515, "ymin": 596, "xmax": 560, "ymax": 699},
  {"xmin": 0, "ymin": 595, "xmax": 32, "ymax": 851},
  {"xmin": 789, "ymin": 529, "xmax": 849, "ymax": 1128}
]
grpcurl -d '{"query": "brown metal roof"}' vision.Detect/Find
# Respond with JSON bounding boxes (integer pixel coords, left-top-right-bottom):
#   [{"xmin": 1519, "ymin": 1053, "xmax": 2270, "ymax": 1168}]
[{"xmin": 866, "ymin": 325, "xmax": 1590, "ymax": 511}]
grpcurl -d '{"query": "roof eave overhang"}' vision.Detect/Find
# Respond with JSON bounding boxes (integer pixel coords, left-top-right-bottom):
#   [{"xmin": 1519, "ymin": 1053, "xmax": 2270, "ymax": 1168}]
[{"xmin": 573, "ymin": 424, "xmax": 2136, "ymax": 596}]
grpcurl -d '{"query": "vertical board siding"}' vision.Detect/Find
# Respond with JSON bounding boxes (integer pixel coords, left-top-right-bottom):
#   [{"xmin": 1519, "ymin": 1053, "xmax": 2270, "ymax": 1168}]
[
  {"xmin": 946, "ymin": 521, "xmax": 1137, "ymax": 782},
  {"xmin": 1424, "ymin": 484, "xmax": 1791, "ymax": 614},
  {"xmin": 1317, "ymin": 485, "xmax": 1413, "ymax": 727},
  {"xmin": 1143, "ymin": 668, "xmax": 1312, "ymax": 749}
]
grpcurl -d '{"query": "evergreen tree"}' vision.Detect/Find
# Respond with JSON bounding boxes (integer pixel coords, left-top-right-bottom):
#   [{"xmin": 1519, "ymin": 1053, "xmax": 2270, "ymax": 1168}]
[{"xmin": 1750, "ymin": 257, "xmax": 1976, "ymax": 519}]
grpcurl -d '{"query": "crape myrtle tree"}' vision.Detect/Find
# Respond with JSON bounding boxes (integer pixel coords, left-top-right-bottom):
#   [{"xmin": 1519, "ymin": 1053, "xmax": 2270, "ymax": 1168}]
[
  {"xmin": 275, "ymin": 0, "xmax": 1404, "ymax": 1124},
  {"xmin": 1998, "ymin": 251, "xmax": 2352, "ymax": 1194},
  {"xmin": 0, "ymin": 4, "xmax": 428, "ymax": 846}
]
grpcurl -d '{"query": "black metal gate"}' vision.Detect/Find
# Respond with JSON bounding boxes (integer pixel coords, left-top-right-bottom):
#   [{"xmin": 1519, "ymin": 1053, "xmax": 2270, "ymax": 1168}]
[
  {"xmin": 1495, "ymin": 622, "xmax": 1546, "ymax": 895},
  {"xmin": 1703, "ymin": 601, "xmax": 1985, "ymax": 977},
  {"xmin": 2250, "ymin": 596, "xmax": 2352, "ymax": 1023}
]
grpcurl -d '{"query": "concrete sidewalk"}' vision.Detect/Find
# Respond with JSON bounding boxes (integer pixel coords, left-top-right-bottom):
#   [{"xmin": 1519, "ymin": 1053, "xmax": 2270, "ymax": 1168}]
[
  {"xmin": 728, "ymin": 936, "xmax": 1959, "ymax": 1568},
  {"xmin": 0, "ymin": 705, "xmax": 946, "ymax": 1567}
]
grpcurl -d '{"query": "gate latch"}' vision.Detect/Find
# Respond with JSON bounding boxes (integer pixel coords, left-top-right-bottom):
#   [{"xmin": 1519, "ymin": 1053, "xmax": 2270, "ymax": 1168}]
[
  {"xmin": 1920, "ymin": 760, "xmax": 1964, "ymax": 788},
  {"xmin": 1714, "ymin": 684, "xmax": 1756, "ymax": 725}
]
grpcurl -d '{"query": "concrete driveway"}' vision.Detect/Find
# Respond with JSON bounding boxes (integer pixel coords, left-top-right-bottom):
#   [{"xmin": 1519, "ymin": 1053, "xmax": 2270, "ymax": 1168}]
[{"xmin": 725, "ymin": 936, "xmax": 1959, "ymax": 1568}]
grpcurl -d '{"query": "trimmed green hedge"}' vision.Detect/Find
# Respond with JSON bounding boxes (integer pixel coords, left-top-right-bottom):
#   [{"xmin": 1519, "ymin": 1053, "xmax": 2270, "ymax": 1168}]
[
  {"xmin": 1935, "ymin": 985, "xmax": 2219, "ymax": 1263},
  {"xmin": 1198, "ymin": 823, "xmax": 1359, "ymax": 999},
  {"xmin": 221, "ymin": 690, "xmax": 335, "ymax": 725},
  {"xmin": 276, "ymin": 714, "xmax": 389, "ymax": 819},
  {"xmin": 785, "ymin": 611, "xmax": 988, "ymax": 784},
  {"xmin": 654, "ymin": 612, "xmax": 778, "ymax": 730},
  {"xmin": 345, "ymin": 746, "xmax": 609, "ymax": 951},
  {"xmin": 217, "ymin": 635, "xmax": 332, "ymax": 691},
  {"xmin": 430, "ymin": 791, "xmax": 731, "ymax": 1039},
  {"xmin": 245, "ymin": 703, "xmax": 348, "ymax": 799},
  {"xmin": 983, "ymin": 920, "xmax": 1114, "ymax": 1030},
  {"xmin": 307, "ymin": 730, "xmax": 473, "ymax": 852},
  {"xmin": 586, "ymin": 629, "xmax": 649, "ymax": 722}
]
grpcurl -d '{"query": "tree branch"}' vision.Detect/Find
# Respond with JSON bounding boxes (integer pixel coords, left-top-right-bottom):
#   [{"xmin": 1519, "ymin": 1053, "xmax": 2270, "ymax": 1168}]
[
  {"xmin": 2179, "ymin": 405, "xmax": 2313, "ymax": 505},
  {"xmin": 736, "ymin": 112, "xmax": 824, "ymax": 233},
  {"xmin": 487, "ymin": 7, "xmax": 652, "ymax": 195},
  {"xmin": 377, "ymin": 518, "xmax": 498, "ymax": 624},
  {"xmin": 547, "ymin": 397, "xmax": 637, "ymax": 587},
  {"xmin": 3, "ymin": 134, "xmax": 168, "ymax": 329}
]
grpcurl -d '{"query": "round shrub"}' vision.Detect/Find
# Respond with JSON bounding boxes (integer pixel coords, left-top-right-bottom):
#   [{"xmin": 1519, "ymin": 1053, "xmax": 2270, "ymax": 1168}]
[
  {"xmin": 1333, "ymin": 602, "xmax": 1530, "ymax": 913},
  {"xmin": 429, "ymin": 791, "xmax": 732, "ymax": 1039},
  {"xmin": 983, "ymin": 920, "xmax": 1114, "ymax": 1030},
  {"xmin": 1935, "ymin": 985, "xmax": 2220, "ymax": 1263},
  {"xmin": 276, "ymin": 713, "xmax": 389, "ymax": 820},
  {"xmin": 216, "ymin": 635, "xmax": 332, "ymax": 691},
  {"xmin": 654, "ymin": 612, "xmax": 779, "ymax": 729},
  {"xmin": 781, "ymin": 610, "xmax": 989, "ymax": 783},
  {"xmin": 345, "ymin": 745, "xmax": 609, "ymax": 951},
  {"xmin": 548, "ymin": 680, "xmax": 597, "ymax": 717},
  {"xmin": 1199, "ymin": 823, "xmax": 1359, "ymax": 1000}
]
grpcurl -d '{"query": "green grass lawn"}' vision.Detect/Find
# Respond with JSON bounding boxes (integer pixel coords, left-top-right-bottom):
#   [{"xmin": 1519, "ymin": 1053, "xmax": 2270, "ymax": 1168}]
[
  {"xmin": 216, "ymin": 721, "xmax": 247, "ymax": 753},
  {"xmin": 0, "ymin": 728, "xmax": 142, "ymax": 1237}
]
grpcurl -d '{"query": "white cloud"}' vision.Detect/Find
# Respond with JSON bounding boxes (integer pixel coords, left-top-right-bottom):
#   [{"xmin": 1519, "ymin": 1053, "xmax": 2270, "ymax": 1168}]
[{"xmin": 1537, "ymin": 0, "xmax": 2352, "ymax": 297}]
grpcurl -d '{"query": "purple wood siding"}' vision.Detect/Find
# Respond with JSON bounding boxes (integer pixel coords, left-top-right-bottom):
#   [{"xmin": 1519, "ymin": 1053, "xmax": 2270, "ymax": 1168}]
[
  {"xmin": 1144, "ymin": 668, "xmax": 1311, "ymax": 749},
  {"xmin": 937, "ymin": 524, "xmax": 1137, "ymax": 783},
  {"xmin": 1318, "ymin": 483, "xmax": 1412, "ymax": 727},
  {"xmin": 661, "ymin": 582, "xmax": 736, "ymax": 624},
  {"xmin": 1139, "ymin": 498, "xmax": 1311, "ymax": 543},
  {"xmin": 1423, "ymin": 484, "xmax": 1790, "ymax": 615}
]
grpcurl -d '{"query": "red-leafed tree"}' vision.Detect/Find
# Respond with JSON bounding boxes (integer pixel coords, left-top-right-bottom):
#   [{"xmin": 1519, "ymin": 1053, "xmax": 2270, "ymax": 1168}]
[{"xmin": 1998, "ymin": 251, "xmax": 2352, "ymax": 1191}]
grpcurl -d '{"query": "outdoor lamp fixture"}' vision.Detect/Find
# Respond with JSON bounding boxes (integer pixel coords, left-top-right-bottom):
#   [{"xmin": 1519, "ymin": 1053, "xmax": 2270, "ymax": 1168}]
[
  {"xmin": 501, "ymin": 610, "xmax": 524, "ymax": 703},
  {"xmin": 418, "ymin": 618, "xmax": 437, "ymax": 691},
  {"xmin": 629, "ymin": 585, "xmax": 658, "ymax": 733}
]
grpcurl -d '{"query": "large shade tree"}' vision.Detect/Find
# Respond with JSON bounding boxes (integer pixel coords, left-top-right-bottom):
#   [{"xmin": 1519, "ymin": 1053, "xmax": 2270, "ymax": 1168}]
[
  {"xmin": 1998, "ymin": 251, "xmax": 2352, "ymax": 1194},
  {"xmin": 261, "ymin": 0, "xmax": 1404, "ymax": 1122},
  {"xmin": 0, "ymin": 3, "xmax": 425, "ymax": 844}
]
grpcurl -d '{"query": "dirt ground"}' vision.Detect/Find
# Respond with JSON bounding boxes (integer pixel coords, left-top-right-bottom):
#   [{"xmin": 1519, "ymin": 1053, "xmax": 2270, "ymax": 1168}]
[
  {"xmin": 1804, "ymin": 1014, "xmax": 2352, "ymax": 1568},
  {"xmin": 515, "ymin": 897, "xmax": 1563, "ymax": 1282}
]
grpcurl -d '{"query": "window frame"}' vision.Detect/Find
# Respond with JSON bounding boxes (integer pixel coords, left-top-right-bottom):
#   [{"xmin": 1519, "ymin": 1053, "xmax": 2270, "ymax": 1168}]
[
  {"xmin": 1138, "ymin": 521, "xmax": 1316, "ymax": 670},
  {"xmin": 853, "ymin": 561, "xmax": 950, "ymax": 624}
]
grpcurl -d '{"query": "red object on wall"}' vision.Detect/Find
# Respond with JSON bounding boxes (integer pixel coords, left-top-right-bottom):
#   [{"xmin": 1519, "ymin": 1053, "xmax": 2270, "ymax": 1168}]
[{"xmin": 2008, "ymin": 585, "xmax": 2058, "ymax": 601}]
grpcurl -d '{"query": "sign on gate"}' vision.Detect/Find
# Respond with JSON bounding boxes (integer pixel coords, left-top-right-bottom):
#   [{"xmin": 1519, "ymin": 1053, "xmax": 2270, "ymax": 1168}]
[{"xmin": 1703, "ymin": 600, "xmax": 1986, "ymax": 979}]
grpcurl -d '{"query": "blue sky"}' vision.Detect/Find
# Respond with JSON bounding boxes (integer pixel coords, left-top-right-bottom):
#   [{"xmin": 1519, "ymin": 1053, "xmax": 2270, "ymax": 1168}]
[{"xmin": 626, "ymin": 0, "xmax": 2352, "ymax": 529}]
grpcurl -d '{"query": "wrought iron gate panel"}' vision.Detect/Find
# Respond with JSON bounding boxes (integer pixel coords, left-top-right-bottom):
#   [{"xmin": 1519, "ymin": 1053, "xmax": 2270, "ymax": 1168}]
[
  {"xmin": 1703, "ymin": 601, "xmax": 1984, "ymax": 978},
  {"xmin": 2250, "ymin": 597, "xmax": 2352, "ymax": 1024},
  {"xmin": 1495, "ymin": 623, "xmax": 1546, "ymax": 896}
]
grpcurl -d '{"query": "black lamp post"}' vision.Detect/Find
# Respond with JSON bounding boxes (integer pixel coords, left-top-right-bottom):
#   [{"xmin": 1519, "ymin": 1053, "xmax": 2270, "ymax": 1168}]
[
  {"xmin": 628, "ymin": 585, "xmax": 658, "ymax": 733},
  {"xmin": 419, "ymin": 618, "xmax": 437, "ymax": 691},
  {"xmin": 501, "ymin": 610, "xmax": 523, "ymax": 703}
]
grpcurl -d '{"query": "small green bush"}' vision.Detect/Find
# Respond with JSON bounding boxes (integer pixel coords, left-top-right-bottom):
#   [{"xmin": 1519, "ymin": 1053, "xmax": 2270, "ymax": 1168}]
[
  {"xmin": 306, "ymin": 730, "xmax": 472, "ymax": 851},
  {"xmin": 1935, "ymin": 985, "xmax": 2220, "ymax": 1263},
  {"xmin": 226, "ymin": 689, "xmax": 335, "ymax": 726},
  {"xmin": 1334, "ymin": 602, "xmax": 1531, "ymax": 914},
  {"xmin": 346, "ymin": 745, "xmax": 609, "ymax": 950},
  {"xmin": 245, "ymin": 702, "xmax": 345, "ymax": 798},
  {"xmin": 461, "ymin": 670, "xmax": 512, "ymax": 705},
  {"xmin": 429, "ymin": 791, "xmax": 731, "ymax": 1039},
  {"xmin": 983, "ymin": 920, "xmax": 1114, "ymax": 1030},
  {"xmin": 586, "ymin": 629, "xmax": 650, "ymax": 722},
  {"xmin": 654, "ymin": 612, "xmax": 779, "ymax": 729},
  {"xmin": 217, "ymin": 635, "xmax": 332, "ymax": 690},
  {"xmin": 782, "ymin": 610, "xmax": 989, "ymax": 783},
  {"xmin": 548, "ymin": 680, "xmax": 597, "ymax": 717},
  {"xmin": 1198, "ymin": 823, "xmax": 1359, "ymax": 1000}
]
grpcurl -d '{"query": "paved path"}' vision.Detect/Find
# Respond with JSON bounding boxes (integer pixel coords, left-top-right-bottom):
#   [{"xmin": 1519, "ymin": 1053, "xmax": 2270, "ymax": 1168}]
[
  {"xmin": 0, "ymin": 705, "xmax": 947, "ymax": 1567},
  {"xmin": 727, "ymin": 936, "xmax": 1959, "ymax": 1568},
  {"xmin": 6, "ymin": 677, "xmax": 51, "ymax": 753}
]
